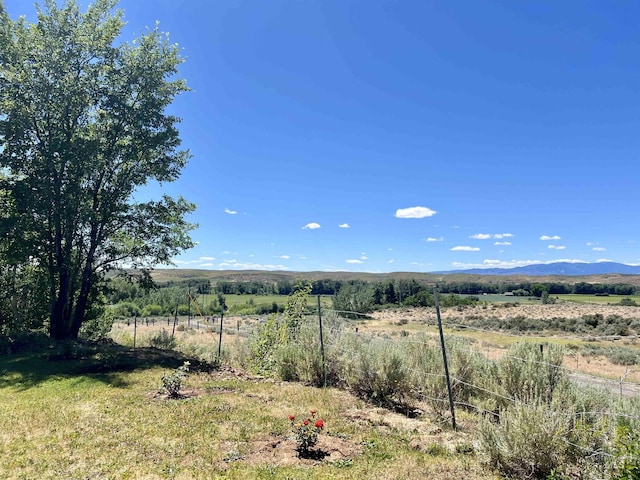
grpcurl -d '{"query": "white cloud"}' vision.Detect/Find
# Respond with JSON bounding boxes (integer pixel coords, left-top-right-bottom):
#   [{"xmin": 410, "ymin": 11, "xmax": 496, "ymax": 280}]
[
  {"xmin": 224, "ymin": 208, "xmax": 237, "ymax": 215},
  {"xmin": 451, "ymin": 246, "xmax": 480, "ymax": 252},
  {"xmin": 388, "ymin": 259, "xmax": 395, "ymax": 263},
  {"xmin": 426, "ymin": 236, "xmax": 444, "ymax": 242},
  {"xmin": 596, "ymin": 258, "xmax": 613, "ymax": 263},
  {"xmin": 494, "ymin": 241, "xmax": 512, "ymax": 246},
  {"xmin": 592, "ymin": 247, "xmax": 606, "ymax": 252},
  {"xmin": 395, "ymin": 206, "xmax": 437, "ymax": 219},
  {"xmin": 548, "ymin": 245, "xmax": 566, "ymax": 250},
  {"xmin": 360, "ymin": 255, "xmax": 368, "ymax": 260},
  {"xmin": 471, "ymin": 233, "xmax": 514, "ymax": 240},
  {"xmin": 298, "ymin": 256, "xmax": 307, "ymax": 260},
  {"xmin": 346, "ymin": 259, "xmax": 363, "ymax": 264},
  {"xmin": 338, "ymin": 223, "xmax": 350, "ymax": 228},
  {"xmin": 540, "ymin": 235, "xmax": 561, "ymax": 241},
  {"xmin": 173, "ymin": 256, "xmax": 217, "ymax": 265},
  {"xmin": 278, "ymin": 255, "xmax": 290, "ymax": 259},
  {"xmin": 302, "ymin": 222, "xmax": 321, "ymax": 230},
  {"xmin": 218, "ymin": 261, "xmax": 288, "ymax": 270}
]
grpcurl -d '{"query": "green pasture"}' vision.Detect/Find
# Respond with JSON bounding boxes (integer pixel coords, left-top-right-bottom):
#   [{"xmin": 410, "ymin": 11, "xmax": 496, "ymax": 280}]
[
  {"xmin": 217, "ymin": 294, "xmax": 333, "ymax": 309},
  {"xmin": 556, "ymin": 294, "xmax": 640, "ymax": 305}
]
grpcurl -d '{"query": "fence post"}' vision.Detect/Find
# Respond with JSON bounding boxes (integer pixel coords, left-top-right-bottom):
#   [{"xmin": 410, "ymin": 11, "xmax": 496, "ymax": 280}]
[
  {"xmin": 133, "ymin": 314, "xmax": 137, "ymax": 349},
  {"xmin": 171, "ymin": 303, "xmax": 178, "ymax": 340},
  {"xmin": 434, "ymin": 287, "xmax": 456, "ymax": 431},
  {"xmin": 217, "ymin": 301, "xmax": 225, "ymax": 360},
  {"xmin": 187, "ymin": 287, "xmax": 191, "ymax": 328},
  {"xmin": 317, "ymin": 295, "xmax": 326, "ymax": 387}
]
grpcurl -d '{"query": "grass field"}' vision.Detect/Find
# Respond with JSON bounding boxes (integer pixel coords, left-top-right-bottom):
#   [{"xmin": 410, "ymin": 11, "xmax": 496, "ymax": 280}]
[
  {"xmin": 0, "ymin": 343, "xmax": 495, "ymax": 480},
  {"xmin": 555, "ymin": 294, "xmax": 640, "ymax": 304},
  {"xmin": 220, "ymin": 294, "xmax": 333, "ymax": 308}
]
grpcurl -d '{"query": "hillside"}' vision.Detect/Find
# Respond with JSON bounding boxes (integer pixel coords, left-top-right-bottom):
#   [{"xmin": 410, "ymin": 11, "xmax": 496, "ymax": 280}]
[{"xmin": 148, "ymin": 268, "xmax": 640, "ymax": 287}]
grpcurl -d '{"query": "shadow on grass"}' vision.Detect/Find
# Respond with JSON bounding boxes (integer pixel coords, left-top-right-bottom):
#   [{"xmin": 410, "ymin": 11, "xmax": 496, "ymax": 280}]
[{"xmin": 0, "ymin": 334, "xmax": 212, "ymax": 392}]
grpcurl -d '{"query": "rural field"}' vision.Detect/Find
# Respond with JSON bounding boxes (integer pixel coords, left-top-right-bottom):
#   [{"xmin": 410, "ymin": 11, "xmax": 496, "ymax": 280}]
[{"xmin": 2, "ymin": 297, "xmax": 640, "ymax": 479}]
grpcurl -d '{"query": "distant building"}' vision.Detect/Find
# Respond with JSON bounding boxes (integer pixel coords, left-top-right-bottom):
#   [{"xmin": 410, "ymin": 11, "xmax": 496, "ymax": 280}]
[{"xmin": 504, "ymin": 292, "xmax": 514, "ymax": 296}]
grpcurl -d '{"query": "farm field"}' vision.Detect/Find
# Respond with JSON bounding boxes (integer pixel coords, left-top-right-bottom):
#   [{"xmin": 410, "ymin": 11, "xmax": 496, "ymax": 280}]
[{"xmin": 555, "ymin": 294, "xmax": 640, "ymax": 304}]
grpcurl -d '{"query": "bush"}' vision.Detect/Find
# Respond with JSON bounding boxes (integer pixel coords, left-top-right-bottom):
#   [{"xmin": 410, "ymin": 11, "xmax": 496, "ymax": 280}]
[
  {"xmin": 79, "ymin": 309, "xmax": 115, "ymax": 341},
  {"xmin": 339, "ymin": 336, "xmax": 411, "ymax": 408},
  {"xmin": 489, "ymin": 342, "xmax": 566, "ymax": 406},
  {"xmin": 160, "ymin": 361, "xmax": 190, "ymax": 398},
  {"xmin": 112, "ymin": 301, "xmax": 141, "ymax": 318},
  {"xmin": 478, "ymin": 401, "xmax": 574, "ymax": 478},
  {"xmin": 148, "ymin": 329, "xmax": 176, "ymax": 349},
  {"xmin": 618, "ymin": 298, "xmax": 638, "ymax": 307},
  {"xmin": 142, "ymin": 304, "xmax": 163, "ymax": 316}
]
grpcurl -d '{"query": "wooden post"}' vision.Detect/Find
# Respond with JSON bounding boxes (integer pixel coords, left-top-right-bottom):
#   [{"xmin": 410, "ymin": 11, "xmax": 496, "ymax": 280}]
[
  {"xmin": 434, "ymin": 287, "xmax": 456, "ymax": 431},
  {"xmin": 171, "ymin": 303, "xmax": 178, "ymax": 340},
  {"xmin": 133, "ymin": 314, "xmax": 137, "ymax": 349}
]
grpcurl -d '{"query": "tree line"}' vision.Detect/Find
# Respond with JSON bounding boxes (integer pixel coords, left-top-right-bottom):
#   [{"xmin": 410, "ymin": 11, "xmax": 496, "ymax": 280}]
[{"xmin": 103, "ymin": 276, "xmax": 640, "ymax": 319}]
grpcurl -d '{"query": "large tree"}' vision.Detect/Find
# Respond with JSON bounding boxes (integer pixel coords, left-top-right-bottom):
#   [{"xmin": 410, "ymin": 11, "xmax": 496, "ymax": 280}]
[{"xmin": 0, "ymin": 0, "xmax": 196, "ymax": 339}]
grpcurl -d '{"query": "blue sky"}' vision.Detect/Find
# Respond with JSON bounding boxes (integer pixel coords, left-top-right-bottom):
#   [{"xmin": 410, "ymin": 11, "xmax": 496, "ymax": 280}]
[{"xmin": 6, "ymin": 1, "xmax": 640, "ymax": 272}]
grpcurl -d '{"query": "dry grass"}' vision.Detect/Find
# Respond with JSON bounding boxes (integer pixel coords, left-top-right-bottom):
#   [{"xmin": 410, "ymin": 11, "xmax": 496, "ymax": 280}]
[
  {"xmin": 0, "ymin": 347, "xmax": 498, "ymax": 479},
  {"xmin": 359, "ymin": 304, "xmax": 640, "ymax": 385}
]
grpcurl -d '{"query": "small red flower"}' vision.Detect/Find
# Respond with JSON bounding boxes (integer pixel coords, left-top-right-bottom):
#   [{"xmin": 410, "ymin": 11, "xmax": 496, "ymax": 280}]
[
  {"xmin": 314, "ymin": 419, "xmax": 324, "ymax": 429},
  {"xmin": 303, "ymin": 419, "xmax": 309, "ymax": 426},
  {"xmin": 289, "ymin": 415, "xmax": 295, "ymax": 421}
]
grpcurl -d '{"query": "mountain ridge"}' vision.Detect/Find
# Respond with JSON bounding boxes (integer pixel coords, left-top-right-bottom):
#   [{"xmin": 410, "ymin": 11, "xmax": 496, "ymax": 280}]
[{"xmin": 437, "ymin": 261, "xmax": 640, "ymax": 276}]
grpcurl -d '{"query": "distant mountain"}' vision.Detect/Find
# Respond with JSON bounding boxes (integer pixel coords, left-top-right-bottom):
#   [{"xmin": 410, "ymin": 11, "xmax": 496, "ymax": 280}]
[{"xmin": 439, "ymin": 261, "xmax": 640, "ymax": 276}]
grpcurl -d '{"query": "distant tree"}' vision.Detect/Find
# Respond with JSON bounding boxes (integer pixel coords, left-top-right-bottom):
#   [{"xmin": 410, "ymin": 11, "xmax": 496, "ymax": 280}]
[
  {"xmin": 530, "ymin": 284, "xmax": 548, "ymax": 298},
  {"xmin": 573, "ymin": 282, "xmax": 595, "ymax": 295},
  {"xmin": 0, "ymin": 0, "xmax": 195, "ymax": 339},
  {"xmin": 384, "ymin": 281, "xmax": 397, "ymax": 304},
  {"xmin": 333, "ymin": 283, "xmax": 374, "ymax": 317}
]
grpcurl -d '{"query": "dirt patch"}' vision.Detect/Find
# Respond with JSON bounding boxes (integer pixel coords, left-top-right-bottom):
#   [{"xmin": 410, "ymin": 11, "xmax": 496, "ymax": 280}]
[
  {"xmin": 218, "ymin": 433, "xmax": 362, "ymax": 469},
  {"xmin": 146, "ymin": 387, "xmax": 206, "ymax": 401}
]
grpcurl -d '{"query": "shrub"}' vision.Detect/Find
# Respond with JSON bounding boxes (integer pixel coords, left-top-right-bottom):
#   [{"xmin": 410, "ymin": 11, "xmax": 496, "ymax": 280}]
[
  {"xmin": 160, "ymin": 361, "xmax": 190, "ymax": 398},
  {"xmin": 478, "ymin": 401, "xmax": 574, "ymax": 478},
  {"xmin": 79, "ymin": 309, "xmax": 115, "ymax": 341},
  {"xmin": 248, "ymin": 314, "xmax": 286, "ymax": 376},
  {"xmin": 612, "ymin": 425, "xmax": 640, "ymax": 479},
  {"xmin": 148, "ymin": 329, "xmax": 176, "ymax": 349},
  {"xmin": 142, "ymin": 304, "xmax": 163, "ymax": 316},
  {"xmin": 490, "ymin": 342, "xmax": 566, "ymax": 406},
  {"xmin": 112, "ymin": 301, "xmax": 141, "ymax": 318},
  {"xmin": 618, "ymin": 298, "xmax": 638, "ymax": 307}
]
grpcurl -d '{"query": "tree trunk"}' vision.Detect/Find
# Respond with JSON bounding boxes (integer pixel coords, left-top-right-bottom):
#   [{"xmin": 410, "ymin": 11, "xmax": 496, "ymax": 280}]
[
  {"xmin": 49, "ymin": 268, "xmax": 71, "ymax": 340},
  {"xmin": 69, "ymin": 262, "xmax": 94, "ymax": 339}
]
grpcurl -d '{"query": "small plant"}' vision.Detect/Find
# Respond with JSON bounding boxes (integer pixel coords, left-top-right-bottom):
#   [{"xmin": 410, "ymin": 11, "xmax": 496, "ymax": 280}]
[
  {"xmin": 161, "ymin": 361, "xmax": 190, "ymax": 398},
  {"xmin": 289, "ymin": 409, "xmax": 325, "ymax": 456}
]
